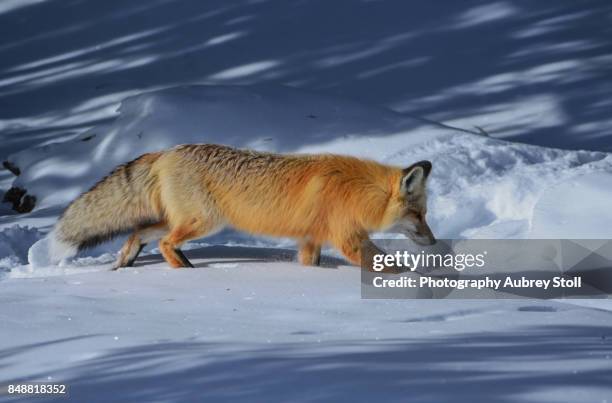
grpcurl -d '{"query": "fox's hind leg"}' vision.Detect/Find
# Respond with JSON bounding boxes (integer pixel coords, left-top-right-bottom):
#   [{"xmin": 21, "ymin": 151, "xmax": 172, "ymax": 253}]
[
  {"xmin": 112, "ymin": 222, "xmax": 168, "ymax": 270},
  {"xmin": 112, "ymin": 234, "xmax": 144, "ymax": 270},
  {"xmin": 159, "ymin": 217, "xmax": 220, "ymax": 268},
  {"xmin": 298, "ymin": 240, "xmax": 321, "ymax": 266}
]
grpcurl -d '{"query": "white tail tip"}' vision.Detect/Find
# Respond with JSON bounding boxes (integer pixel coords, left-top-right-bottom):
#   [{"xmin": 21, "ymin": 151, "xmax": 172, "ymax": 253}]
[{"xmin": 28, "ymin": 229, "xmax": 78, "ymax": 268}]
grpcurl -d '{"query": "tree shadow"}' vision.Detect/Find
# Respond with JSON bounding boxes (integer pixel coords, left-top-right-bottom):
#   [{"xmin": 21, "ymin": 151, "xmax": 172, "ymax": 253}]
[
  {"xmin": 1, "ymin": 325, "xmax": 611, "ymax": 402},
  {"xmin": 1, "ymin": 0, "xmax": 611, "ymax": 159},
  {"xmin": 133, "ymin": 244, "xmax": 347, "ymax": 269}
]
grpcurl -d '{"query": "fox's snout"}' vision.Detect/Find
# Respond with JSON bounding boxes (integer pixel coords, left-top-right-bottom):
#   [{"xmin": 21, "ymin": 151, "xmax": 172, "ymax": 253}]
[
  {"xmin": 403, "ymin": 218, "xmax": 436, "ymax": 246},
  {"xmin": 411, "ymin": 232, "xmax": 437, "ymax": 246},
  {"xmin": 420, "ymin": 219, "xmax": 436, "ymax": 245}
]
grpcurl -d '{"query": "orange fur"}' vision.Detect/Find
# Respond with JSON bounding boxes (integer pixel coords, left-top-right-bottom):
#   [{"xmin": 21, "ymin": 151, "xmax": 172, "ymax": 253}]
[{"xmin": 54, "ymin": 144, "xmax": 435, "ymax": 269}]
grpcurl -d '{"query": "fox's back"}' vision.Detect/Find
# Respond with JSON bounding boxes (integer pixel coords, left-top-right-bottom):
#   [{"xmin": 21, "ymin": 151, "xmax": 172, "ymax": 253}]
[{"xmin": 158, "ymin": 144, "xmax": 397, "ymax": 239}]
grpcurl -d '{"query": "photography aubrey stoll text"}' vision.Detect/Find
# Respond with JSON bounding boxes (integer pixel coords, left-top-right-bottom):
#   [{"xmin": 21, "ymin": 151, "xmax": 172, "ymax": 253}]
[{"xmin": 372, "ymin": 276, "xmax": 582, "ymax": 290}]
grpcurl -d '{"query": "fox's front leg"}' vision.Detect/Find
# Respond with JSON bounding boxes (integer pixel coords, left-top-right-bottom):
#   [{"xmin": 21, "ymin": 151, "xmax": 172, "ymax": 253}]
[
  {"xmin": 336, "ymin": 231, "xmax": 394, "ymax": 272},
  {"xmin": 334, "ymin": 230, "xmax": 370, "ymax": 267},
  {"xmin": 298, "ymin": 240, "xmax": 321, "ymax": 266}
]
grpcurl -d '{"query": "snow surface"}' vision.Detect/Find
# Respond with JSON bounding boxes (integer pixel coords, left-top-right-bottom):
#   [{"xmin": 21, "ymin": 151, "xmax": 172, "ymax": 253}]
[
  {"xmin": 0, "ymin": 85, "xmax": 611, "ymax": 402},
  {"xmin": 0, "ymin": 225, "xmax": 42, "ymax": 278},
  {"xmin": 531, "ymin": 172, "xmax": 612, "ymax": 238},
  {"xmin": 1, "ymin": 1, "xmax": 611, "ymax": 152},
  {"xmin": 2, "ymin": 254, "xmax": 612, "ymax": 403}
]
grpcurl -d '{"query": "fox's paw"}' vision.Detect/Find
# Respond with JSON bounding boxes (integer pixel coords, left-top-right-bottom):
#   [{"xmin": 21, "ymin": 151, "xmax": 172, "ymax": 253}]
[{"xmin": 172, "ymin": 249, "xmax": 194, "ymax": 268}]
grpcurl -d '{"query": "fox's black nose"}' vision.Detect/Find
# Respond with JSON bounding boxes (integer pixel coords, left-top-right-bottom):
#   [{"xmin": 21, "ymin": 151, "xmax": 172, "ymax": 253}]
[{"xmin": 412, "ymin": 235, "xmax": 436, "ymax": 246}]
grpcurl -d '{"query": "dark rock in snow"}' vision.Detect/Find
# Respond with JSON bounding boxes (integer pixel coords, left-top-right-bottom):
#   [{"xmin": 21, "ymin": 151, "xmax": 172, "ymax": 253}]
[
  {"xmin": 2, "ymin": 161, "xmax": 20, "ymax": 176},
  {"xmin": 2, "ymin": 187, "xmax": 36, "ymax": 213}
]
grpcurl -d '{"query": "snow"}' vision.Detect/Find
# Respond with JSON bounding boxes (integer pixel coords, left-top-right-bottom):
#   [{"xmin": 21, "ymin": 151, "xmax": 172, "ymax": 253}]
[
  {"xmin": 531, "ymin": 172, "xmax": 612, "ymax": 238},
  {"xmin": 1, "ymin": 1, "xmax": 612, "ymax": 400},
  {"xmin": 1, "ymin": 256, "xmax": 612, "ymax": 402},
  {"xmin": 0, "ymin": 225, "xmax": 42, "ymax": 276},
  {"xmin": 0, "ymin": 84, "xmax": 610, "ymax": 401},
  {"xmin": 1, "ymin": 1, "xmax": 611, "ymax": 153}
]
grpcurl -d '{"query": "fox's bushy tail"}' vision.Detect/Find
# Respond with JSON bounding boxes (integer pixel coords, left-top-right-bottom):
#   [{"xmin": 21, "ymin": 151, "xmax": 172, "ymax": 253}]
[{"xmin": 49, "ymin": 152, "xmax": 163, "ymax": 263}]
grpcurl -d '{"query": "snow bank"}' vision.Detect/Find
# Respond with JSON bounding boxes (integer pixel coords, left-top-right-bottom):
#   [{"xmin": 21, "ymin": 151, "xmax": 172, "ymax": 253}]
[
  {"xmin": 0, "ymin": 225, "xmax": 43, "ymax": 275},
  {"xmin": 7, "ymin": 85, "xmax": 429, "ymax": 209},
  {"xmin": 2, "ymin": 85, "xmax": 611, "ymax": 269},
  {"xmin": 396, "ymin": 135, "xmax": 612, "ymax": 239},
  {"xmin": 530, "ymin": 171, "xmax": 612, "ymax": 238}
]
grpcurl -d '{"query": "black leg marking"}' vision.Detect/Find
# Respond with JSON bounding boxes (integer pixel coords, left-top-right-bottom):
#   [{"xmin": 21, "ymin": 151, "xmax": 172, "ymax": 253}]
[
  {"xmin": 313, "ymin": 253, "xmax": 321, "ymax": 266},
  {"xmin": 174, "ymin": 249, "xmax": 194, "ymax": 268},
  {"xmin": 111, "ymin": 243, "xmax": 147, "ymax": 271},
  {"xmin": 125, "ymin": 243, "xmax": 147, "ymax": 267}
]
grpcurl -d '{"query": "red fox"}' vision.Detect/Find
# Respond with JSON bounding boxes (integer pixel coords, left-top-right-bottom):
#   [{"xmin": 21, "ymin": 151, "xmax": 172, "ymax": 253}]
[{"xmin": 49, "ymin": 144, "xmax": 435, "ymax": 269}]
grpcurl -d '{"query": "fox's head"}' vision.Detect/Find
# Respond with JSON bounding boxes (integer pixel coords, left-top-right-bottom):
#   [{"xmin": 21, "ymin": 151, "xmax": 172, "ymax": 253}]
[{"xmin": 386, "ymin": 160, "xmax": 436, "ymax": 245}]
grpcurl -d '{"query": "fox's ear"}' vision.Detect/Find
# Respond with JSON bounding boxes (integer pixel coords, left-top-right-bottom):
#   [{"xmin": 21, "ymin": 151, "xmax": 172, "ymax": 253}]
[{"xmin": 401, "ymin": 160, "xmax": 432, "ymax": 194}]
